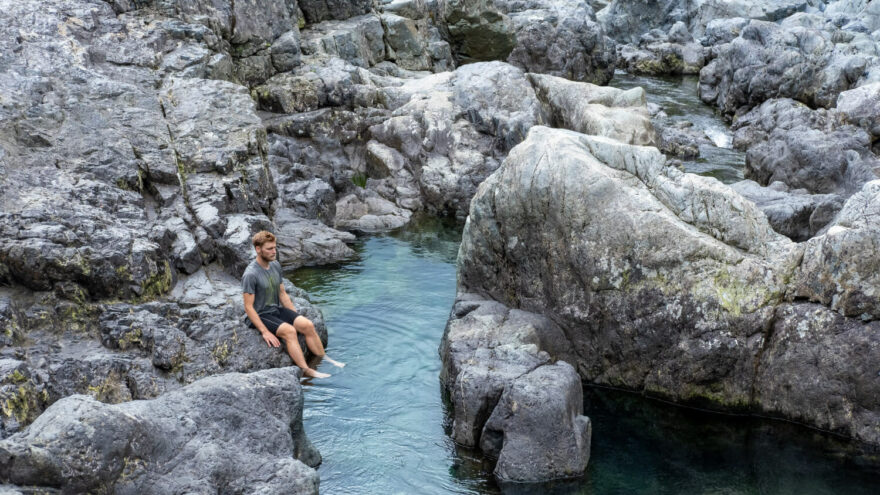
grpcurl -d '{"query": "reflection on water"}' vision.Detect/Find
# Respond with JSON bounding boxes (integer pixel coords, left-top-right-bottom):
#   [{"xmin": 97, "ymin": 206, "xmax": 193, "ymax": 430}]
[
  {"xmin": 611, "ymin": 71, "xmax": 745, "ymax": 184},
  {"xmin": 288, "ymin": 217, "xmax": 879, "ymax": 494}
]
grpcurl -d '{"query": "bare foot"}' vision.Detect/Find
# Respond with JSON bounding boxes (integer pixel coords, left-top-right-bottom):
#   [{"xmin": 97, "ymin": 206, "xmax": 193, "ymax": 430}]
[
  {"xmin": 303, "ymin": 368, "xmax": 331, "ymax": 379},
  {"xmin": 323, "ymin": 356, "xmax": 346, "ymax": 368}
]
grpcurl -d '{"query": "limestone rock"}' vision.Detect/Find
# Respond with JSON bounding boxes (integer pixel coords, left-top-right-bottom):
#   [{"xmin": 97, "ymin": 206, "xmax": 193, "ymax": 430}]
[
  {"xmin": 370, "ymin": 62, "xmax": 548, "ymax": 216},
  {"xmin": 439, "ymin": 295, "xmax": 588, "ymax": 481},
  {"xmin": 699, "ymin": 20, "xmax": 874, "ymax": 115},
  {"xmin": 501, "ymin": 0, "xmax": 617, "ymax": 84},
  {"xmin": 837, "ymin": 82, "xmax": 880, "ymax": 138}
]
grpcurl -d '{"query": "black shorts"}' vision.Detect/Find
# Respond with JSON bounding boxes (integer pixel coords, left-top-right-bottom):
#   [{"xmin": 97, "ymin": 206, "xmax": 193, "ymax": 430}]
[{"xmin": 253, "ymin": 307, "xmax": 301, "ymax": 335}]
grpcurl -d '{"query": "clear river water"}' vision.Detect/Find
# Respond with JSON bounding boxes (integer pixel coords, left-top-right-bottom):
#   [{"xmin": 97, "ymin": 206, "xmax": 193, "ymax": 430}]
[{"xmin": 288, "ymin": 75, "xmax": 879, "ymax": 494}]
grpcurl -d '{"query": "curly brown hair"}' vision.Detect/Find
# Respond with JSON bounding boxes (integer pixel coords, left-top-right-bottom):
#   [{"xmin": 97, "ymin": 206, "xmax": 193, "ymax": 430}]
[{"xmin": 252, "ymin": 230, "xmax": 276, "ymax": 248}]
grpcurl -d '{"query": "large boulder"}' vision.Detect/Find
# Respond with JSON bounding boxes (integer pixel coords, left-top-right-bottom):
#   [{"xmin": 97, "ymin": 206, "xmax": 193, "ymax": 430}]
[
  {"xmin": 440, "ymin": 295, "xmax": 589, "ymax": 482},
  {"xmin": 442, "ymin": 0, "xmax": 617, "ymax": 83},
  {"xmin": 500, "ymin": 0, "xmax": 617, "ymax": 84},
  {"xmin": 450, "ymin": 125, "xmax": 880, "ymax": 448},
  {"xmin": 0, "ymin": 368, "xmax": 320, "ymax": 494}
]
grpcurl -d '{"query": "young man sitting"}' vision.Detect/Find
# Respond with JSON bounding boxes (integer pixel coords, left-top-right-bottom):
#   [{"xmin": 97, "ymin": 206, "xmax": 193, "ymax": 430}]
[{"xmin": 242, "ymin": 231, "xmax": 343, "ymax": 378}]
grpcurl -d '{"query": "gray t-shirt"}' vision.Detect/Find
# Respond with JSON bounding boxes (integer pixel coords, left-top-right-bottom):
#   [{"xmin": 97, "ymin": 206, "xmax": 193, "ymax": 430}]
[{"xmin": 241, "ymin": 260, "xmax": 283, "ymax": 315}]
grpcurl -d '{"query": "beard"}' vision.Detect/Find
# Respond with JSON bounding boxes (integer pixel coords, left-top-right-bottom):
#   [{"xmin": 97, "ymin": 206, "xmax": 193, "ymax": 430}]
[{"xmin": 257, "ymin": 250, "xmax": 275, "ymax": 263}]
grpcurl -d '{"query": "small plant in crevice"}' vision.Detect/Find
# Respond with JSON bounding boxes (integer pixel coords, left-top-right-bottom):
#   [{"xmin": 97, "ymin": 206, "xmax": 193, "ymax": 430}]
[{"xmin": 351, "ymin": 171, "xmax": 368, "ymax": 188}]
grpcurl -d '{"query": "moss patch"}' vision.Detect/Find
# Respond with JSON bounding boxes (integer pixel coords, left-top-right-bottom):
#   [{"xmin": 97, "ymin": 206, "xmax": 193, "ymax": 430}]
[
  {"xmin": 140, "ymin": 260, "xmax": 173, "ymax": 301},
  {"xmin": 1, "ymin": 383, "xmax": 48, "ymax": 426}
]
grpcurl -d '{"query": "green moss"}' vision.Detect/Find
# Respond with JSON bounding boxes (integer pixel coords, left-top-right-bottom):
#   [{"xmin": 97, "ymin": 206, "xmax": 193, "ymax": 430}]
[
  {"xmin": 86, "ymin": 373, "xmax": 128, "ymax": 404},
  {"xmin": 118, "ymin": 327, "xmax": 143, "ymax": 350},
  {"xmin": 140, "ymin": 260, "xmax": 173, "ymax": 301},
  {"xmin": 1, "ymin": 383, "xmax": 47, "ymax": 425},
  {"xmin": 9, "ymin": 370, "xmax": 27, "ymax": 384},
  {"xmin": 211, "ymin": 339, "xmax": 232, "ymax": 366},
  {"xmin": 712, "ymin": 268, "xmax": 777, "ymax": 317},
  {"xmin": 351, "ymin": 171, "xmax": 367, "ymax": 188},
  {"xmin": 298, "ymin": 16, "xmax": 305, "ymax": 29}
]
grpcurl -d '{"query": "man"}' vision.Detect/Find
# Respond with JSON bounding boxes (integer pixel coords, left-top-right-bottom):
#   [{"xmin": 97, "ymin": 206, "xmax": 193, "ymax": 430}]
[{"xmin": 242, "ymin": 231, "xmax": 343, "ymax": 378}]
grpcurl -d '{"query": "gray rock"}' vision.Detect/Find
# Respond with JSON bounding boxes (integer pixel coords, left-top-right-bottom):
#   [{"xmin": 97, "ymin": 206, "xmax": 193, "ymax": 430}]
[
  {"xmin": 500, "ymin": 0, "xmax": 617, "ymax": 84},
  {"xmin": 483, "ymin": 362, "xmax": 590, "ymax": 482},
  {"xmin": 300, "ymin": 15, "xmax": 387, "ymax": 68},
  {"xmin": 654, "ymin": 120, "xmax": 710, "ymax": 159},
  {"xmin": 299, "ymin": 0, "xmax": 373, "ymax": 24},
  {"xmin": 598, "ymin": 0, "xmax": 809, "ymax": 43},
  {"xmin": 755, "ymin": 302, "xmax": 880, "ymax": 446},
  {"xmin": 442, "ymin": 0, "xmax": 516, "ymax": 63},
  {"xmin": 619, "ymin": 41, "xmax": 707, "ymax": 75},
  {"xmin": 699, "ymin": 20, "xmax": 873, "ymax": 115},
  {"xmin": 439, "ymin": 294, "xmax": 588, "ymax": 481},
  {"xmin": 732, "ymin": 98, "xmax": 880, "ymax": 195},
  {"xmin": 667, "ymin": 20, "xmax": 692, "ymax": 43},
  {"xmin": 274, "ymin": 209, "xmax": 357, "ymax": 268},
  {"xmin": 837, "ymin": 82, "xmax": 880, "ymax": 137},
  {"xmin": 279, "ymin": 178, "xmax": 337, "ymax": 225},
  {"xmin": 732, "ymin": 180, "xmax": 844, "ymax": 241},
  {"xmin": 335, "ymin": 190, "xmax": 413, "ymax": 231},
  {"xmin": 0, "ymin": 368, "xmax": 320, "ymax": 494},
  {"xmin": 270, "ymin": 29, "xmax": 304, "ymax": 73},
  {"xmin": 793, "ymin": 180, "xmax": 880, "ymax": 321},
  {"xmin": 528, "ymin": 73, "xmax": 656, "ymax": 145},
  {"xmin": 381, "ymin": 13, "xmax": 436, "ymax": 71},
  {"xmin": 452, "ymin": 124, "xmax": 880, "ymax": 449},
  {"xmin": 370, "ymin": 62, "xmax": 548, "ymax": 216},
  {"xmin": 255, "ymin": 58, "xmax": 382, "ymax": 113}
]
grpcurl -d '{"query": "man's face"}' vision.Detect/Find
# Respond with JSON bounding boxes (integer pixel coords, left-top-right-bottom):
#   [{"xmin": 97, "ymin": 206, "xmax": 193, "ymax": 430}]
[{"xmin": 256, "ymin": 241, "xmax": 277, "ymax": 262}]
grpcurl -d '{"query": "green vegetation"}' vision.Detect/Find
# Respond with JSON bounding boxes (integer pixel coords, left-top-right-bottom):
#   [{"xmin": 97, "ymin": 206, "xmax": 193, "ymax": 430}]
[
  {"xmin": 351, "ymin": 171, "xmax": 368, "ymax": 188},
  {"xmin": 1, "ymin": 383, "xmax": 48, "ymax": 425}
]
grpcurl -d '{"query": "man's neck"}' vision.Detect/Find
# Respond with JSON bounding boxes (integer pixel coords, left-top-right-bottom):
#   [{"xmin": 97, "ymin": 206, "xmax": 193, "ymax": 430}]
[{"xmin": 256, "ymin": 257, "xmax": 271, "ymax": 269}]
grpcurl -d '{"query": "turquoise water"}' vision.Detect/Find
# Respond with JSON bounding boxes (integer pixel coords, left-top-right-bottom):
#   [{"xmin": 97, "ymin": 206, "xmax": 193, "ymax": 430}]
[{"xmin": 290, "ymin": 219, "xmax": 879, "ymax": 494}]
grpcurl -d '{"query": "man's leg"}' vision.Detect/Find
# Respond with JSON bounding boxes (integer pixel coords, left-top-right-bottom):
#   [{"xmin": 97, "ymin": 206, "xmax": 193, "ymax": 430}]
[
  {"xmin": 294, "ymin": 316, "xmax": 345, "ymax": 368},
  {"xmin": 276, "ymin": 323, "xmax": 330, "ymax": 378}
]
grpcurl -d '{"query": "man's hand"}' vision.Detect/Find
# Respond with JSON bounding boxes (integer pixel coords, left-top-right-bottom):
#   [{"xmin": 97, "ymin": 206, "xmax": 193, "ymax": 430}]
[{"xmin": 261, "ymin": 329, "xmax": 281, "ymax": 348}]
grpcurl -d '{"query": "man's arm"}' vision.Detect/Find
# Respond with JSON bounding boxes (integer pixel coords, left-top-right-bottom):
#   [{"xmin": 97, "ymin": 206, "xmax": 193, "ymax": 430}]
[
  {"xmin": 279, "ymin": 283, "xmax": 297, "ymax": 312},
  {"xmin": 243, "ymin": 292, "xmax": 281, "ymax": 347}
]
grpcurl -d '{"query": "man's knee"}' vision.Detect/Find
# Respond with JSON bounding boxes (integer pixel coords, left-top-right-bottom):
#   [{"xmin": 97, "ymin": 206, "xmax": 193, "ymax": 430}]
[
  {"xmin": 294, "ymin": 316, "xmax": 316, "ymax": 334},
  {"xmin": 276, "ymin": 323, "xmax": 295, "ymax": 339}
]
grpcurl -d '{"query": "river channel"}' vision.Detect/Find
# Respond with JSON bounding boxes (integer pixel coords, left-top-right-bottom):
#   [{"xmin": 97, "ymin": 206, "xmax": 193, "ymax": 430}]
[{"xmin": 288, "ymin": 75, "xmax": 879, "ymax": 494}]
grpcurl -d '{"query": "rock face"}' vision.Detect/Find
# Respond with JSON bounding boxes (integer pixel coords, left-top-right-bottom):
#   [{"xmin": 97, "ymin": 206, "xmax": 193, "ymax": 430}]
[
  {"xmin": 443, "ymin": 0, "xmax": 618, "ymax": 84},
  {"xmin": 529, "ymin": 73, "xmax": 656, "ymax": 146},
  {"xmin": 369, "ymin": 62, "xmax": 549, "ymax": 216},
  {"xmin": 598, "ymin": 0, "xmax": 813, "ymax": 43},
  {"xmin": 699, "ymin": 19, "xmax": 876, "ymax": 115},
  {"xmin": 440, "ymin": 295, "xmax": 590, "ymax": 482},
  {"xmin": 448, "ymin": 125, "xmax": 880, "ymax": 452},
  {"xmin": 0, "ymin": 368, "xmax": 320, "ymax": 494}
]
